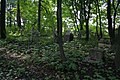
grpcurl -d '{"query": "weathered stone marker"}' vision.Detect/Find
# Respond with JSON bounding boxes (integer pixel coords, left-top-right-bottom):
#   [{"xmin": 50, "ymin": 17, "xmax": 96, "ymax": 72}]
[
  {"xmin": 0, "ymin": 48, "xmax": 6, "ymax": 54},
  {"xmin": 64, "ymin": 30, "xmax": 74, "ymax": 42},
  {"xmin": 84, "ymin": 48, "xmax": 104, "ymax": 63}
]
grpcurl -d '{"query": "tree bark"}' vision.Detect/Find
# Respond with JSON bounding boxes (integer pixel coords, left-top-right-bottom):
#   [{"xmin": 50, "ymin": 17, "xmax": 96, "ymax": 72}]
[
  {"xmin": 112, "ymin": 0, "xmax": 120, "ymax": 69},
  {"xmin": 0, "ymin": 0, "xmax": 6, "ymax": 39},
  {"xmin": 57, "ymin": 0, "xmax": 66, "ymax": 61},
  {"xmin": 38, "ymin": 0, "xmax": 42, "ymax": 32},
  {"xmin": 86, "ymin": 18, "xmax": 89, "ymax": 41},
  {"xmin": 80, "ymin": 1, "xmax": 83, "ymax": 30},
  {"xmin": 95, "ymin": 1, "xmax": 99, "ymax": 39},
  {"xmin": 17, "ymin": 0, "xmax": 21, "ymax": 28},
  {"xmin": 113, "ymin": 0, "xmax": 120, "ymax": 40},
  {"xmin": 107, "ymin": 0, "xmax": 114, "ymax": 44},
  {"xmin": 85, "ymin": 0, "xmax": 91, "ymax": 41},
  {"xmin": 97, "ymin": 0, "xmax": 102, "ymax": 39},
  {"xmin": 9, "ymin": 5, "xmax": 12, "ymax": 27}
]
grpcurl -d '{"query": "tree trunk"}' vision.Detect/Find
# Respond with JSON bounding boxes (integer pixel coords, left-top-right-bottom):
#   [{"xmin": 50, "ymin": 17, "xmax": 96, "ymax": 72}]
[
  {"xmin": 0, "ymin": 0, "xmax": 6, "ymax": 39},
  {"xmin": 86, "ymin": 19, "xmax": 89, "ymax": 41},
  {"xmin": 107, "ymin": 0, "xmax": 114, "ymax": 44},
  {"xmin": 97, "ymin": 0, "xmax": 102, "ymax": 39},
  {"xmin": 80, "ymin": 1, "xmax": 83, "ymax": 30},
  {"xmin": 17, "ymin": 0, "xmax": 21, "ymax": 28},
  {"xmin": 85, "ymin": 0, "xmax": 91, "ymax": 41},
  {"xmin": 72, "ymin": 1, "xmax": 81, "ymax": 39},
  {"xmin": 112, "ymin": 0, "xmax": 120, "ymax": 69},
  {"xmin": 38, "ymin": 0, "xmax": 41, "ymax": 32},
  {"xmin": 95, "ymin": 1, "xmax": 99, "ymax": 40},
  {"xmin": 113, "ymin": 0, "xmax": 120, "ymax": 40},
  {"xmin": 57, "ymin": 0, "xmax": 66, "ymax": 61},
  {"xmin": 9, "ymin": 5, "xmax": 12, "ymax": 27}
]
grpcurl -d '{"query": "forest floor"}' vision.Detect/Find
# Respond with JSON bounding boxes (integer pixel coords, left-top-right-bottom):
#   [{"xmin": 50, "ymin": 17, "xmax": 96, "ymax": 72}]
[{"xmin": 0, "ymin": 38, "xmax": 120, "ymax": 80}]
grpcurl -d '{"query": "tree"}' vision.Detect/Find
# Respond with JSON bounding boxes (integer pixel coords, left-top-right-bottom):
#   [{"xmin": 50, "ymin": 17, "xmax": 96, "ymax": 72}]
[
  {"xmin": 0, "ymin": 0, "xmax": 6, "ymax": 39},
  {"xmin": 79, "ymin": 0, "xmax": 84, "ymax": 31},
  {"xmin": 95, "ymin": 0, "xmax": 99, "ymax": 39},
  {"xmin": 113, "ymin": 0, "xmax": 120, "ymax": 69},
  {"xmin": 38, "ymin": 0, "xmax": 42, "ymax": 32},
  {"xmin": 8, "ymin": 4, "xmax": 12, "ymax": 27},
  {"xmin": 71, "ymin": 0, "xmax": 81, "ymax": 39},
  {"xmin": 112, "ymin": 0, "xmax": 120, "ymax": 40},
  {"xmin": 97, "ymin": 0, "xmax": 103, "ymax": 39},
  {"xmin": 98, "ymin": 0, "xmax": 102, "ymax": 39},
  {"xmin": 17, "ymin": 0, "xmax": 21, "ymax": 28},
  {"xmin": 95, "ymin": 0, "xmax": 103, "ymax": 40},
  {"xmin": 57, "ymin": 0, "xmax": 66, "ymax": 60},
  {"xmin": 107, "ymin": 0, "xmax": 114, "ymax": 44},
  {"xmin": 84, "ymin": 0, "xmax": 91, "ymax": 41}
]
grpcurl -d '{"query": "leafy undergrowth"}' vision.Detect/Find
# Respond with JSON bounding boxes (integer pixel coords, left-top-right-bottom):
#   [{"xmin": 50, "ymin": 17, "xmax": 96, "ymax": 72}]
[{"xmin": 0, "ymin": 39, "xmax": 120, "ymax": 80}]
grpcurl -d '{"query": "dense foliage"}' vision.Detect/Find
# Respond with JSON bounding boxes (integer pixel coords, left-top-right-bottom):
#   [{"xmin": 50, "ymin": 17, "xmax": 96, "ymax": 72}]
[
  {"xmin": 0, "ymin": 0, "xmax": 120, "ymax": 79},
  {"xmin": 0, "ymin": 39, "xmax": 120, "ymax": 79}
]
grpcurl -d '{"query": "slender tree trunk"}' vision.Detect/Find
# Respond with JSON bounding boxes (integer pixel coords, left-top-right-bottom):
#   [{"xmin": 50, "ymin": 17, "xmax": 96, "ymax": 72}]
[
  {"xmin": 38, "ymin": 0, "xmax": 41, "ymax": 32},
  {"xmin": 85, "ymin": 0, "xmax": 91, "ymax": 41},
  {"xmin": 86, "ymin": 19, "xmax": 89, "ymax": 41},
  {"xmin": 99, "ymin": 11, "xmax": 102, "ymax": 39},
  {"xmin": 95, "ymin": 1, "xmax": 99, "ymax": 39},
  {"xmin": 0, "ymin": 0, "xmax": 6, "ymax": 39},
  {"xmin": 17, "ymin": 0, "xmax": 21, "ymax": 28},
  {"xmin": 112, "ymin": 0, "xmax": 120, "ymax": 69},
  {"xmin": 72, "ymin": 1, "xmax": 81, "ymax": 39},
  {"xmin": 84, "ymin": 0, "xmax": 87, "ymax": 40},
  {"xmin": 57, "ymin": 0, "xmax": 66, "ymax": 61},
  {"xmin": 107, "ymin": 0, "xmax": 114, "ymax": 44},
  {"xmin": 9, "ymin": 5, "xmax": 12, "ymax": 27},
  {"xmin": 113, "ymin": 10, "xmax": 116, "ymax": 38},
  {"xmin": 113, "ymin": 0, "xmax": 120, "ymax": 39},
  {"xmin": 97, "ymin": 0, "xmax": 102, "ymax": 39},
  {"xmin": 80, "ymin": 1, "xmax": 83, "ymax": 30},
  {"xmin": 9, "ymin": 16, "xmax": 12, "ymax": 27}
]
